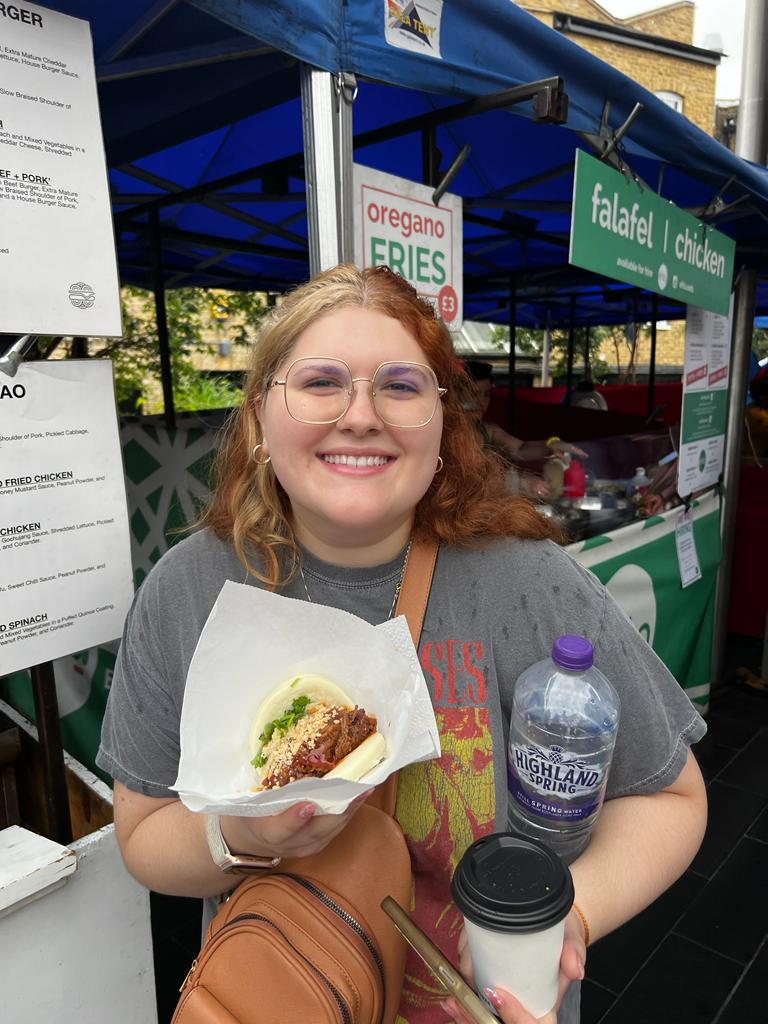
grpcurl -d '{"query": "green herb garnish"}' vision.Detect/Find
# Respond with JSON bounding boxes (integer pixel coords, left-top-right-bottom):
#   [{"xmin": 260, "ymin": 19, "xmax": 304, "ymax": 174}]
[{"xmin": 250, "ymin": 695, "xmax": 312, "ymax": 769}]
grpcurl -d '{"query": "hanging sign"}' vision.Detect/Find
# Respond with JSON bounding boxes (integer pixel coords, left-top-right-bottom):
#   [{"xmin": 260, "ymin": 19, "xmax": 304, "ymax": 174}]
[
  {"xmin": 0, "ymin": 360, "xmax": 133, "ymax": 676},
  {"xmin": 570, "ymin": 151, "xmax": 735, "ymax": 316},
  {"xmin": 0, "ymin": 2, "xmax": 121, "ymax": 336},
  {"xmin": 677, "ymin": 301, "xmax": 732, "ymax": 496},
  {"xmin": 353, "ymin": 162, "xmax": 463, "ymax": 331}
]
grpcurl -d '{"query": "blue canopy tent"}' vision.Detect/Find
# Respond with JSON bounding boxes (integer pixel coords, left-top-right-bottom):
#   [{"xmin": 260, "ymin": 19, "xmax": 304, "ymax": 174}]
[{"xmin": 41, "ymin": 0, "xmax": 768, "ymax": 329}]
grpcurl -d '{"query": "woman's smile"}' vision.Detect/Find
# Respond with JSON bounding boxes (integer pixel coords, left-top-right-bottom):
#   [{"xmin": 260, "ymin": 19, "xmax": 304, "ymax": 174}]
[{"xmin": 317, "ymin": 449, "xmax": 396, "ymax": 472}]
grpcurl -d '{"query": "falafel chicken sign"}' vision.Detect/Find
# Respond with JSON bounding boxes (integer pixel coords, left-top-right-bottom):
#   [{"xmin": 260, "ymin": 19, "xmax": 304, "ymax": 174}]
[
  {"xmin": 0, "ymin": 2, "xmax": 121, "ymax": 335},
  {"xmin": 354, "ymin": 163, "xmax": 462, "ymax": 331},
  {"xmin": 0, "ymin": 360, "xmax": 133, "ymax": 675}
]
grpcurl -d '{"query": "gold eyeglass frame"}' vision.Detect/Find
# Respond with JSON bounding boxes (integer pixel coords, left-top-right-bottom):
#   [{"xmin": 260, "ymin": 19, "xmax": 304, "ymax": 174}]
[{"xmin": 270, "ymin": 357, "xmax": 447, "ymax": 428}]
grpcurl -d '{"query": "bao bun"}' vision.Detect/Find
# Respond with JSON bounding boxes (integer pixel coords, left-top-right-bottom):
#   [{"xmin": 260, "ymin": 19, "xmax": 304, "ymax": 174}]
[{"xmin": 250, "ymin": 673, "xmax": 386, "ymax": 787}]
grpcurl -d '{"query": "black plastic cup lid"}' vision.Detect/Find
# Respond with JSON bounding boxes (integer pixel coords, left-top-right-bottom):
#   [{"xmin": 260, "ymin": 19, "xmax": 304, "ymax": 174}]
[{"xmin": 451, "ymin": 832, "xmax": 574, "ymax": 933}]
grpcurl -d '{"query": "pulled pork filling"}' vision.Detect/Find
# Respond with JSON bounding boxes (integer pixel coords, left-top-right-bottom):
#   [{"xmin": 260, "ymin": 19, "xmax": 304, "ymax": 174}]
[{"xmin": 260, "ymin": 704, "xmax": 377, "ymax": 790}]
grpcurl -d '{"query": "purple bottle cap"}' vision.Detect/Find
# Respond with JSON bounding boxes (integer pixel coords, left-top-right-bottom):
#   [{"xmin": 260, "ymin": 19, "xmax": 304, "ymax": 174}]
[{"xmin": 552, "ymin": 635, "xmax": 594, "ymax": 670}]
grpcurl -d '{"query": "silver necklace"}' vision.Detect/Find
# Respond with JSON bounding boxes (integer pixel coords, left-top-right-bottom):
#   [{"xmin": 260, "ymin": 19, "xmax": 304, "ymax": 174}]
[{"xmin": 299, "ymin": 540, "xmax": 412, "ymax": 621}]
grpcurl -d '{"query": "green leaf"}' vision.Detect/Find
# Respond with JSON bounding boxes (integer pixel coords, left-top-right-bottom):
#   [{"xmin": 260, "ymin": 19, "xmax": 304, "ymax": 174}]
[{"xmin": 251, "ymin": 695, "xmax": 313, "ymax": 770}]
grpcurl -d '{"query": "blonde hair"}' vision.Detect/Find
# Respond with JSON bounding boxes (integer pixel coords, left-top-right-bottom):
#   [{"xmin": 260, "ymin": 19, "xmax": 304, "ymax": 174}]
[{"xmin": 202, "ymin": 265, "xmax": 560, "ymax": 586}]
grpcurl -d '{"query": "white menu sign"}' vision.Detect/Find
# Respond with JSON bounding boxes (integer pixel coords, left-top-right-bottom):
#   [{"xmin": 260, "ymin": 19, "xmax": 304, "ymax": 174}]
[
  {"xmin": 354, "ymin": 162, "xmax": 463, "ymax": 331},
  {"xmin": 0, "ymin": 2, "xmax": 121, "ymax": 335},
  {"xmin": 0, "ymin": 360, "xmax": 133, "ymax": 675},
  {"xmin": 677, "ymin": 299, "xmax": 732, "ymax": 497}
]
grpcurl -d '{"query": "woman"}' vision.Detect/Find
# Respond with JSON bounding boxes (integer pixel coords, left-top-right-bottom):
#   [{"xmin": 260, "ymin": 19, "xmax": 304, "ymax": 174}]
[
  {"xmin": 97, "ymin": 265, "xmax": 707, "ymax": 1024},
  {"xmin": 462, "ymin": 359, "xmax": 587, "ymax": 501}
]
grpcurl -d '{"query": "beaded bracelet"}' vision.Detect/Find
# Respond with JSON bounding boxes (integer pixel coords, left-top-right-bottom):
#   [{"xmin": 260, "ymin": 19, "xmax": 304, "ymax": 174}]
[
  {"xmin": 546, "ymin": 435, "xmax": 561, "ymax": 448},
  {"xmin": 572, "ymin": 902, "xmax": 590, "ymax": 947}
]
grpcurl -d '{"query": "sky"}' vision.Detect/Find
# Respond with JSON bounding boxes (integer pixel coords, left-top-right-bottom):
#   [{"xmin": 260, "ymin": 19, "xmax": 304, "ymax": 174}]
[{"xmin": 601, "ymin": 0, "xmax": 745, "ymax": 100}]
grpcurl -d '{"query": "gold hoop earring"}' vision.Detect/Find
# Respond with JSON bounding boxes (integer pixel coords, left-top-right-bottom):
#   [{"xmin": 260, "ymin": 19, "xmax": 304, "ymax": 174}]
[
  {"xmin": 252, "ymin": 443, "xmax": 271, "ymax": 465},
  {"xmin": 435, "ymin": 456, "xmax": 444, "ymax": 474}
]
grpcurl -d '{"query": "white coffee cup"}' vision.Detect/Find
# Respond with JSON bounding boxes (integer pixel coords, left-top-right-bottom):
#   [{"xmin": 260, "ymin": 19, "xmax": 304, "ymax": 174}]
[{"xmin": 451, "ymin": 832, "xmax": 574, "ymax": 1017}]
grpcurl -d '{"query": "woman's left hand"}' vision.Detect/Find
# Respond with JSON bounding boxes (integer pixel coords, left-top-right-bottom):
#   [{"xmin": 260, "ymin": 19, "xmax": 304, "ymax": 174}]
[{"xmin": 443, "ymin": 910, "xmax": 586, "ymax": 1024}]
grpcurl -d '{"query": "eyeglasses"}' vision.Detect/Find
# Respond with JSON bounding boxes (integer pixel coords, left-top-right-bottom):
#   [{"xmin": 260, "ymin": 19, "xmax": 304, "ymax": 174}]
[{"xmin": 270, "ymin": 357, "xmax": 447, "ymax": 428}]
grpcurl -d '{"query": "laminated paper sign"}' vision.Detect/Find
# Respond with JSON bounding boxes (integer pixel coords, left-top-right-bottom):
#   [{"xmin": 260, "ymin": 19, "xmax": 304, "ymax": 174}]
[
  {"xmin": 0, "ymin": 361, "xmax": 133, "ymax": 675},
  {"xmin": 354, "ymin": 162, "xmax": 462, "ymax": 331},
  {"xmin": 677, "ymin": 301, "xmax": 732, "ymax": 496},
  {"xmin": 0, "ymin": 2, "xmax": 121, "ymax": 335}
]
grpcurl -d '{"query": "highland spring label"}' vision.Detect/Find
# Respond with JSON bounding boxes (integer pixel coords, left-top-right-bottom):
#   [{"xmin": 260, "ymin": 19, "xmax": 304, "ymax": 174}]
[
  {"xmin": 507, "ymin": 741, "xmax": 607, "ymax": 822},
  {"xmin": 570, "ymin": 150, "xmax": 735, "ymax": 316}
]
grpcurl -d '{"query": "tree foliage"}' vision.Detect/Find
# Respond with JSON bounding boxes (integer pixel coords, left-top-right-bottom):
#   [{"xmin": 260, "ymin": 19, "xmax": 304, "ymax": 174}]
[{"xmin": 94, "ymin": 286, "xmax": 268, "ymax": 413}]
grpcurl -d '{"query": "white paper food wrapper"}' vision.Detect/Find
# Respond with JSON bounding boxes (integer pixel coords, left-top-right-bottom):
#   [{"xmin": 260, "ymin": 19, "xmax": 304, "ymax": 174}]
[{"xmin": 173, "ymin": 580, "xmax": 440, "ymax": 815}]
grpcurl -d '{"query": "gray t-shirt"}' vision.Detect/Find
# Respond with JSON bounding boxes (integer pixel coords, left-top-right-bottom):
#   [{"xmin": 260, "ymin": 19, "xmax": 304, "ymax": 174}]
[{"xmin": 97, "ymin": 530, "xmax": 705, "ymax": 1024}]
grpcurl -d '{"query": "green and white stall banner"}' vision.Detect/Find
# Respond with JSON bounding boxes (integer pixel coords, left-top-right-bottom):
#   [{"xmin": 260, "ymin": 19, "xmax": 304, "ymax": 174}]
[
  {"xmin": 568, "ymin": 488, "xmax": 720, "ymax": 710},
  {"xmin": 2, "ymin": 422, "xmax": 717, "ymax": 777}
]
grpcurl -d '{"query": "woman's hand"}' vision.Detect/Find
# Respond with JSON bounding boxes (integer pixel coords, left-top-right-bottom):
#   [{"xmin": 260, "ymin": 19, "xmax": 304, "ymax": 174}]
[
  {"xmin": 520, "ymin": 473, "xmax": 553, "ymax": 501},
  {"xmin": 549, "ymin": 441, "xmax": 589, "ymax": 460},
  {"xmin": 444, "ymin": 910, "xmax": 586, "ymax": 1024},
  {"xmin": 222, "ymin": 791, "xmax": 371, "ymax": 861}
]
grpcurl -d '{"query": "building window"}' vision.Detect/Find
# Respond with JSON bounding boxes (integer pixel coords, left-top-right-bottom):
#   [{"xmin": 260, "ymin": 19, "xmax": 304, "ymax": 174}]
[{"xmin": 655, "ymin": 91, "xmax": 684, "ymax": 113}]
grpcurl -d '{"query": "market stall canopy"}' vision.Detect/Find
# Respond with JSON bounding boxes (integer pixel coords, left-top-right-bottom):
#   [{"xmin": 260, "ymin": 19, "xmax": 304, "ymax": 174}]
[{"xmin": 45, "ymin": 1, "xmax": 768, "ymax": 324}]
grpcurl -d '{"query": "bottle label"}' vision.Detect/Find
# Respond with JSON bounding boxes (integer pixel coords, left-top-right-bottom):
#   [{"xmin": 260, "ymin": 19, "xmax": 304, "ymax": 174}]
[{"xmin": 507, "ymin": 742, "xmax": 607, "ymax": 822}]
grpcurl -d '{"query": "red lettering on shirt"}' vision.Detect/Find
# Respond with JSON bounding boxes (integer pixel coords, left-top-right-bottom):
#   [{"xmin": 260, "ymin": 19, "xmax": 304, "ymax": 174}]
[
  {"xmin": 420, "ymin": 640, "xmax": 488, "ymax": 707},
  {"xmin": 462, "ymin": 640, "xmax": 486, "ymax": 703}
]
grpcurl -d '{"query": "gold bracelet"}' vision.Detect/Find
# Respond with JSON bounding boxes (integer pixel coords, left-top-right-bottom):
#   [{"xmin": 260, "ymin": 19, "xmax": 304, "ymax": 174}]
[
  {"xmin": 546, "ymin": 436, "xmax": 561, "ymax": 448},
  {"xmin": 572, "ymin": 902, "xmax": 590, "ymax": 947}
]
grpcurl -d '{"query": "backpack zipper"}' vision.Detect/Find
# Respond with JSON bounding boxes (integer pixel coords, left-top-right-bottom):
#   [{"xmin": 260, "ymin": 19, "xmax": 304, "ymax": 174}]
[
  {"xmin": 282, "ymin": 873, "xmax": 386, "ymax": 997},
  {"xmin": 226, "ymin": 912, "xmax": 352, "ymax": 1024}
]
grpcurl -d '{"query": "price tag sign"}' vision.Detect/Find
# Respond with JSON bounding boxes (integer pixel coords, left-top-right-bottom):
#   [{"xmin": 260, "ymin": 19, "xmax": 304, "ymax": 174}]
[{"xmin": 675, "ymin": 510, "xmax": 702, "ymax": 589}]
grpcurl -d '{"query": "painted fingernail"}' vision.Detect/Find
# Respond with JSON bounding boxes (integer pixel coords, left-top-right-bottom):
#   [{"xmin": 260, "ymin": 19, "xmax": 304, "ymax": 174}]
[
  {"xmin": 298, "ymin": 803, "xmax": 317, "ymax": 819},
  {"xmin": 483, "ymin": 988, "xmax": 504, "ymax": 1009}
]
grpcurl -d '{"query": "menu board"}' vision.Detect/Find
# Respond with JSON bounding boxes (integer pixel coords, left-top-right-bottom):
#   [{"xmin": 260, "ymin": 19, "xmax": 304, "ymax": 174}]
[
  {"xmin": 0, "ymin": 2, "xmax": 121, "ymax": 335},
  {"xmin": 0, "ymin": 360, "xmax": 133, "ymax": 675},
  {"xmin": 677, "ymin": 301, "xmax": 732, "ymax": 496}
]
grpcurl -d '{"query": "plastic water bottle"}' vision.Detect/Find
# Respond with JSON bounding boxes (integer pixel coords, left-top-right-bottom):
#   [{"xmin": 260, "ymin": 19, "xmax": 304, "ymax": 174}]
[{"xmin": 507, "ymin": 635, "xmax": 620, "ymax": 862}]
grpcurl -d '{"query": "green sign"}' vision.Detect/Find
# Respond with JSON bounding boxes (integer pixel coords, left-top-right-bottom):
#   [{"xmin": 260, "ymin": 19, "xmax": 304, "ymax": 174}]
[
  {"xmin": 681, "ymin": 390, "xmax": 728, "ymax": 444},
  {"xmin": 570, "ymin": 151, "xmax": 735, "ymax": 316}
]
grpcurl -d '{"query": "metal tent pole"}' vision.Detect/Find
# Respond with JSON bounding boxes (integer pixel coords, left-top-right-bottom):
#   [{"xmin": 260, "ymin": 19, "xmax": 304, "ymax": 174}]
[
  {"xmin": 711, "ymin": 0, "xmax": 768, "ymax": 686},
  {"xmin": 150, "ymin": 209, "xmax": 176, "ymax": 430},
  {"xmin": 31, "ymin": 662, "xmax": 73, "ymax": 845},
  {"xmin": 508, "ymin": 278, "xmax": 517, "ymax": 432},
  {"xmin": 541, "ymin": 313, "xmax": 552, "ymax": 386},
  {"xmin": 301, "ymin": 65, "xmax": 355, "ymax": 272},
  {"xmin": 565, "ymin": 295, "xmax": 576, "ymax": 404},
  {"xmin": 648, "ymin": 294, "xmax": 658, "ymax": 418}
]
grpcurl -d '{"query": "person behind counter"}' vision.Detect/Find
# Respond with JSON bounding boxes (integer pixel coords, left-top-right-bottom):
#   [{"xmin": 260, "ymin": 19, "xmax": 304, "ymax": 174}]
[
  {"xmin": 98, "ymin": 266, "xmax": 707, "ymax": 1024},
  {"xmin": 464, "ymin": 359, "xmax": 588, "ymax": 463},
  {"xmin": 567, "ymin": 377, "xmax": 608, "ymax": 411}
]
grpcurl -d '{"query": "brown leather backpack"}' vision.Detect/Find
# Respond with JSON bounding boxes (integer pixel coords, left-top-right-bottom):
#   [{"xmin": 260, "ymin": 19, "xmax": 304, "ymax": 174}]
[{"xmin": 173, "ymin": 539, "xmax": 438, "ymax": 1024}]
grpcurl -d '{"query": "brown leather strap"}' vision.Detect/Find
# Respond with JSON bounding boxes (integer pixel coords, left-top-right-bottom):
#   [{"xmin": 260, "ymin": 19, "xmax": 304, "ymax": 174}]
[
  {"xmin": 394, "ymin": 536, "xmax": 439, "ymax": 647},
  {"xmin": 369, "ymin": 536, "xmax": 439, "ymax": 818}
]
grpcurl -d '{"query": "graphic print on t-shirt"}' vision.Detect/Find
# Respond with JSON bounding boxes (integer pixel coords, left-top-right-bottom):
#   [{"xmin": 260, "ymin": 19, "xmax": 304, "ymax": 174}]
[{"xmin": 394, "ymin": 682, "xmax": 496, "ymax": 1023}]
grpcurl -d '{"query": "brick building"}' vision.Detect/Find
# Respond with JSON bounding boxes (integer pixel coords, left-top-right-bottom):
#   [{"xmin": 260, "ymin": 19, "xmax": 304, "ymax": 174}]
[{"xmin": 520, "ymin": 1, "xmax": 722, "ymax": 133}]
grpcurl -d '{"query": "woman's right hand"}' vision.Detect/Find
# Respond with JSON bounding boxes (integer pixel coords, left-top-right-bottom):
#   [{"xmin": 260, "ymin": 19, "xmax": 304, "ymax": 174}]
[{"xmin": 221, "ymin": 792, "xmax": 370, "ymax": 861}]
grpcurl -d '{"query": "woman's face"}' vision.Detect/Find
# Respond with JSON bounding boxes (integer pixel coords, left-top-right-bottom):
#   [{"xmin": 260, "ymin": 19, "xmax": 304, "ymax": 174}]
[{"xmin": 258, "ymin": 307, "xmax": 444, "ymax": 562}]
